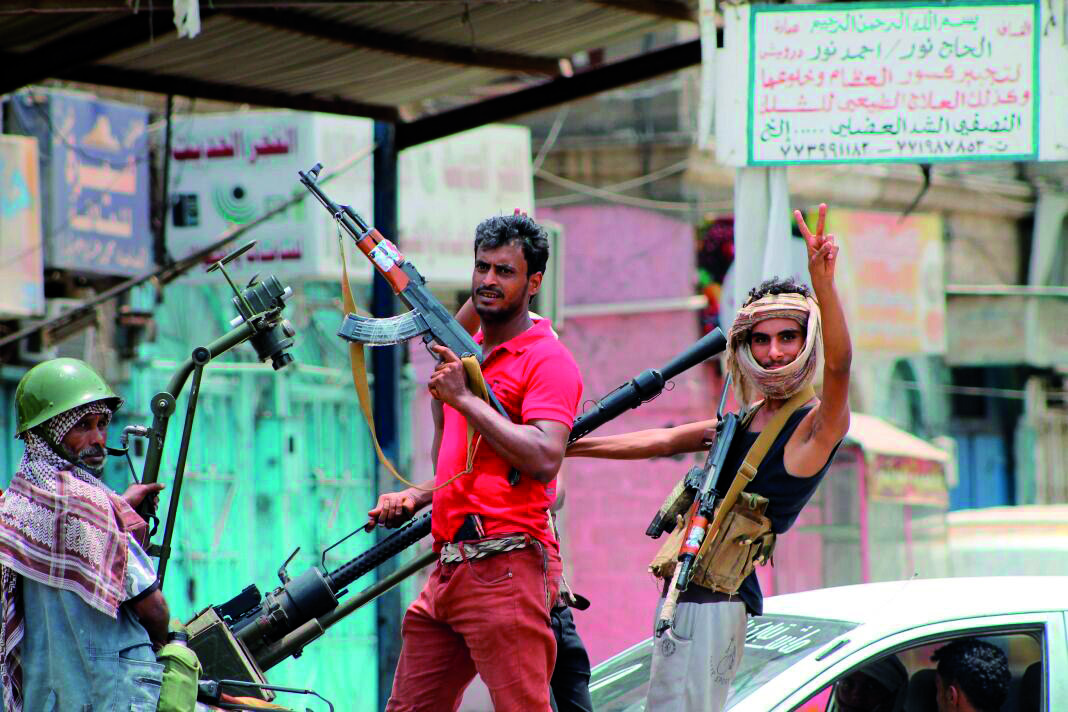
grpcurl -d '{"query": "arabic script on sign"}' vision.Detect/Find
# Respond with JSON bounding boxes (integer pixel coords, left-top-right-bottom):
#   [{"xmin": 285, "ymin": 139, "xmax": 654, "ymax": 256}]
[{"xmin": 749, "ymin": 2, "xmax": 1038, "ymax": 164}]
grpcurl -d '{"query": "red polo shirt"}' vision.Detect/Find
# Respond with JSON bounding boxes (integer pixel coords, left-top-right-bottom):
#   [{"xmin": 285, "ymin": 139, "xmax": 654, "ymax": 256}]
[{"xmin": 432, "ymin": 319, "xmax": 582, "ymax": 551}]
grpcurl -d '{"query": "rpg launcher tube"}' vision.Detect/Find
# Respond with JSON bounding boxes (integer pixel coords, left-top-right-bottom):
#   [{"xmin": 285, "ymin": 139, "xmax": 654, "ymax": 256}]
[
  {"xmin": 569, "ymin": 328, "xmax": 726, "ymax": 443},
  {"xmin": 675, "ymin": 513, "xmax": 710, "ymax": 592}
]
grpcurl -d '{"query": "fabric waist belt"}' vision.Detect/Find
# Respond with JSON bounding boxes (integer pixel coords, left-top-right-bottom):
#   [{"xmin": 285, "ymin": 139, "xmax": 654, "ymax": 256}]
[{"xmin": 439, "ymin": 535, "xmax": 529, "ymax": 564}]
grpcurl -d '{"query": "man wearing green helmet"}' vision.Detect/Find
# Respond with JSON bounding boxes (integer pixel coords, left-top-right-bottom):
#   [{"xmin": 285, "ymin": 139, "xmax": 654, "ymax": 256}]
[{"xmin": 0, "ymin": 358, "xmax": 170, "ymax": 712}]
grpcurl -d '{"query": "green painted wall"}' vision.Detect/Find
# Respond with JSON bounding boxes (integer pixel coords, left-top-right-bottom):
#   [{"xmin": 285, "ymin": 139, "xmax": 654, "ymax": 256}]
[{"xmin": 2, "ymin": 278, "xmax": 415, "ymax": 711}]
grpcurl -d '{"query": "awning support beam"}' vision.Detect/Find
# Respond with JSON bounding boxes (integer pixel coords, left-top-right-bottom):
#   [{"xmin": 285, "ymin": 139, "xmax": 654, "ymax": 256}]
[
  {"xmin": 591, "ymin": 0, "xmax": 697, "ymax": 23},
  {"xmin": 0, "ymin": 10, "xmax": 179, "ymax": 94},
  {"xmin": 395, "ymin": 38, "xmax": 704, "ymax": 150},
  {"xmin": 55, "ymin": 65, "xmax": 401, "ymax": 122}
]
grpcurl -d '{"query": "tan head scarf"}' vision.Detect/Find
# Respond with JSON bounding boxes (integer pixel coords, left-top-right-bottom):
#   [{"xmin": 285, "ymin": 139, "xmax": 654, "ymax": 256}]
[{"xmin": 726, "ymin": 292, "xmax": 822, "ymax": 407}]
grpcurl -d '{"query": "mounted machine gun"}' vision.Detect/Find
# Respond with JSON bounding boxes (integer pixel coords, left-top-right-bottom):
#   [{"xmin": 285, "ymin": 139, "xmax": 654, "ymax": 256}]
[{"xmin": 116, "ymin": 241, "xmax": 298, "ymax": 583}]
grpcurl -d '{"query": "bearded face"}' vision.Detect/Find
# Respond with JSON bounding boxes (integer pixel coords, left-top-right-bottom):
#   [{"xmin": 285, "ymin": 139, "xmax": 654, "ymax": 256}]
[
  {"xmin": 471, "ymin": 242, "xmax": 541, "ymax": 325},
  {"xmin": 59, "ymin": 411, "xmax": 111, "ymax": 473}
]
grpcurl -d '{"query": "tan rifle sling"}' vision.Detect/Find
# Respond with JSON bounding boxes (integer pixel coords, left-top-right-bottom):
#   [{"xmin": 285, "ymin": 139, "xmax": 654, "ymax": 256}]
[
  {"xmin": 650, "ymin": 385, "xmax": 816, "ymax": 589},
  {"xmin": 339, "ymin": 238, "xmax": 490, "ymax": 493}
]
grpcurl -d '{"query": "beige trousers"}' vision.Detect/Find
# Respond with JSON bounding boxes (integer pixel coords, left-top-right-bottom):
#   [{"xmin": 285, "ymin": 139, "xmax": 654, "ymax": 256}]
[{"xmin": 646, "ymin": 599, "xmax": 748, "ymax": 712}]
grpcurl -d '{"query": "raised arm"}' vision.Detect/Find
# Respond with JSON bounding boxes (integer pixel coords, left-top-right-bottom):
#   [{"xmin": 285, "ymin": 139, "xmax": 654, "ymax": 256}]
[
  {"xmin": 455, "ymin": 296, "xmax": 480, "ymax": 336},
  {"xmin": 790, "ymin": 204, "xmax": 852, "ymax": 470},
  {"xmin": 566, "ymin": 419, "xmax": 717, "ymax": 459}
]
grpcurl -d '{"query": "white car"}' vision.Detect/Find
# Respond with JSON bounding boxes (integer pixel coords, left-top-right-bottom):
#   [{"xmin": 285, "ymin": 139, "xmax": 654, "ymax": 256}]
[{"xmin": 589, "ymin": 577, "xmax": 1068, "ymax": 711}]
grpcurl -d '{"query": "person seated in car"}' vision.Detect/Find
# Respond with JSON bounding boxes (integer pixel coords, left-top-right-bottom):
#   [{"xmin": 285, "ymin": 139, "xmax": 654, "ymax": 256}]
[
  {"xmin": 834, "ymin": 655, "xmax": 908, "ymax": 712},
  {"xmin": 932, "ymin": 639, "xmax": 1010, "ymax": 712}
]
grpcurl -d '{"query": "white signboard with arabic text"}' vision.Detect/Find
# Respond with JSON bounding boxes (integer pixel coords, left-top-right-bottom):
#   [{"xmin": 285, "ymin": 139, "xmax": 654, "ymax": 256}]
[
  {"xmin": 732, "ymin": 1, "xmax": 1046, "ymax": 165},
  {"xmin": 165, "ymin": 113, "xmax": 533, "ymax": 285}
]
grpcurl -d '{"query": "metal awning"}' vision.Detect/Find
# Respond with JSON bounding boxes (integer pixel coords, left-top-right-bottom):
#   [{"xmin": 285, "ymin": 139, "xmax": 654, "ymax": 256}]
[
  {"xmin": 0, "ymin": 0, "xmax": 705, "ymax": 149},
  {"xmin": 846, "ymin": 413, "xmax": 950, "ymax": 464}
]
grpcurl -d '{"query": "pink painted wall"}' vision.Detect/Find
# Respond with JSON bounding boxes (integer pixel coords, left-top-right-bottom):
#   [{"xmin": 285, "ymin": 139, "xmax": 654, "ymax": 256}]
[
  {"xmin": 538, "ymin": 205, "xmax": 721, "ymax": 664},
  {"xmin": 542, "ymin": 205, "xmax": 697, "ymax": 306}
]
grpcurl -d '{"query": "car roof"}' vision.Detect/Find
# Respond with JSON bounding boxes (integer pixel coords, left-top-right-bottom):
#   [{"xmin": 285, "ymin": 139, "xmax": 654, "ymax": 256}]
[{"xmin": 764, "ymin": 577, "xmax": 1068, "ymax": 626}]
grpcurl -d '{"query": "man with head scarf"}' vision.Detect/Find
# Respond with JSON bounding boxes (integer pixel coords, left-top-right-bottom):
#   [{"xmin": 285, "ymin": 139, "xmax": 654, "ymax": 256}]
[
  {"xmin": 568, "ymin": 204, "xmax": 852, "ymax": 711},
  {"xmin": 0, "ymin": 358, "xmax": 169, "ymax": 712},
  {"xmin": 834, "ymin": 656, "xmax": 909, "ymax": 712}
]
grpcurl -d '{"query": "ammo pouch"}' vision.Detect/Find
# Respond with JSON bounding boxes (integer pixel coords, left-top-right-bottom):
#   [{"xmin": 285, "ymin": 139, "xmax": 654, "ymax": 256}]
[
  {"xmin": 648, "ymin": 493, "xmax": 776, "ymax": 594},
  {"xmin": 647, "ymin": 385, "xmax": 815, "ymax": 595}
]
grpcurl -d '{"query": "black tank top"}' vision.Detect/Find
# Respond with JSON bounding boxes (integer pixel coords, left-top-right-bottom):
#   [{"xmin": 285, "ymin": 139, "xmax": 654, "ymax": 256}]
[{"xmin": 679, "ymin": 405, "xmax": 839, "ymax": 615}]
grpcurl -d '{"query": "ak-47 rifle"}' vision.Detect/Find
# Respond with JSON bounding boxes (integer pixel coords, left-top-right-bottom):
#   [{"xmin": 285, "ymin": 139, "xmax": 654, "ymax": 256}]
[
  {"xmin": 186, "ymin": 329, "xmax": 728, "ymax": 696},
  {"xmin": 655, "ymin": 374, "xmax": 739, "ymax": 635},
  {"xmin": 297, "ymin": 163, "xmax": 521, "ymax": 485}
]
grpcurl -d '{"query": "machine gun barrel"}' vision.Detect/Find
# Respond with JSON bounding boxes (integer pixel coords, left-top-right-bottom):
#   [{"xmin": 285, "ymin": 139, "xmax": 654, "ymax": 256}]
[
  {"xmin": 258, "ymin": 549, "xmax": 438, "ymax": 673},
  {"xmin": 325, "ymin": 511, "xmax": 432, "ymax": 593},
  {"xmin": 568, "ymin": 328, "xmax": 725, "ymax": 443},
  {"xmin": 225, "ymin": 512, "xmax": 432, "ymax": 653}
]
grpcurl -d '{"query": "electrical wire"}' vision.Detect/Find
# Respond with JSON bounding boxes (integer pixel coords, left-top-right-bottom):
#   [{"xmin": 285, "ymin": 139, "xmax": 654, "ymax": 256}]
[
  {"xmin": 534, "ymin": 164, "xmax": 731, "ymax": 213},
  {"xmin": 897, "ymin": 379, "xmax": 1068, "ymax": 402},
  {"xmin": 537, "ymin": 158, "xmax": 691, "ymax": 207},
  {"xmin": 531, "ymin": 105, "xmax": 570, "ymax": 174}
]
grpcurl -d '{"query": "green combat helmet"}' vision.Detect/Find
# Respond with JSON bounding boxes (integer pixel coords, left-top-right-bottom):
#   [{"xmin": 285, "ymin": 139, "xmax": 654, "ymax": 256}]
[{"xmin": 14, "ymin": 358, "xmax": 124, "ymax": 438}]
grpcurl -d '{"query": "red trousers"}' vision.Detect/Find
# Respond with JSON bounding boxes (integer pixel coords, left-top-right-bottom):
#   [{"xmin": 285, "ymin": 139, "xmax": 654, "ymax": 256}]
[{"xmin": 386, "ymin": 538, "xmax": 562, "ymax": 712}]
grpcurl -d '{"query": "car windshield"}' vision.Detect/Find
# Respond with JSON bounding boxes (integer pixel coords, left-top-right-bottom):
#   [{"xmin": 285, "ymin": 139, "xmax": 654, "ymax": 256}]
[{"xmin": 589, "ymin": 614, "xmax": 858, "ymax": 711}]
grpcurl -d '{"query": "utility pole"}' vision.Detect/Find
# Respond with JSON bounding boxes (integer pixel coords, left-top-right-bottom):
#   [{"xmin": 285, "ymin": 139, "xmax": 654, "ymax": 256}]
[{"xmin": 372, "ymin": 120, "xmax": 403, "ymax": 710}]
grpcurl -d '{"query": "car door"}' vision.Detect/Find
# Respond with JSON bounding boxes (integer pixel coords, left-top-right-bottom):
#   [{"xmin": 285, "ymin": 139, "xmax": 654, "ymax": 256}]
[{"xmin": 756, "ymin": 612, "xmax": 1067, "ymax": 712}]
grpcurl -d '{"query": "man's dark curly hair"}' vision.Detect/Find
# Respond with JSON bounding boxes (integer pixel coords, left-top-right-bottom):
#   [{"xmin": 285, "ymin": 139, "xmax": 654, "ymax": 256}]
[
  {"xmin": 742, "ymin": 276, "xmax": 811, "ymax": 308},
  {"xmin": 932, "ymin": 639, "xmax": 1010, "ymax": 712},
  {"xmin": 473, "ymin": 214, "xmax": 549, "ymax": 277}
]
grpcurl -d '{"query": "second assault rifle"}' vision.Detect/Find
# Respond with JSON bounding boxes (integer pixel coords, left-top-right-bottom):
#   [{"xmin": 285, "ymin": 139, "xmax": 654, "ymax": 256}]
[
  {"xmin": 187, "ymin": 327, "xmax": 728, "ymax": 697},
  {"xmin": 655, "ymin": 374, "xmax": 740, "ymax": 634}
]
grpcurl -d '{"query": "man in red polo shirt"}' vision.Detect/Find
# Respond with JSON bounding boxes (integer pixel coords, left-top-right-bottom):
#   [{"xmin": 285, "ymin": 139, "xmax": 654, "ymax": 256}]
[{"xmin": 368, "ymin": 212, "xmax": 582, "ymax": 711}]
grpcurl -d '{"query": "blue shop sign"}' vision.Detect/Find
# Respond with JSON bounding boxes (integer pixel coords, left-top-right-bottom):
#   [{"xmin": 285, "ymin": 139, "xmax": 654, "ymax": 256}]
[{"xmin": 15, "ymin": 91, "xmax": 152, "ymax": 276}]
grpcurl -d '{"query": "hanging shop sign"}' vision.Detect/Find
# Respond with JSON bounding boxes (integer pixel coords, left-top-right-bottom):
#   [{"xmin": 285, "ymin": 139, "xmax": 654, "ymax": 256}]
[
  {"xmin": 167, "ymin": 113, "xmax": 533, "ymax": 285},
  {"xmin": 11, "ymin": 90, "xmax": 152, "ymax": 275},
  {"xmin": 867, "ymin": 453, "xmax": 950, "ymax": 508},
  {"xmin": 398, "ymin": 124, "xmax": 534, "ymax": 286},
  {"xmin": 165, "ymin": 111, "xmax": 374, "ymax": 281},
  {"xmin": 713, "ymin": 0, "xmax": 1068, "ymax": 165},
  {"xmin": 0, "ymin": 136, "xmax": 45, "ymax": 317},
  {"xmin": 827, "ymin": 209, "xmax": 946, "ymax": 355}
]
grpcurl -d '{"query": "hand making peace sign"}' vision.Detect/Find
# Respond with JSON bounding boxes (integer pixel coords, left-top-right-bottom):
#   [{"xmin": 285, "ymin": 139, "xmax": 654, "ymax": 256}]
[{"xmin": 793, "ymin": 202, "xmax": 839, "ymax": 288}]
